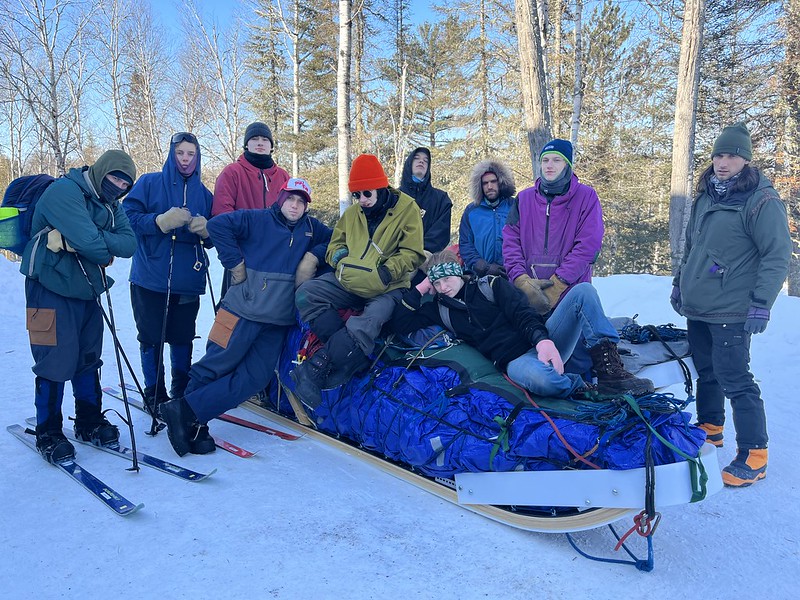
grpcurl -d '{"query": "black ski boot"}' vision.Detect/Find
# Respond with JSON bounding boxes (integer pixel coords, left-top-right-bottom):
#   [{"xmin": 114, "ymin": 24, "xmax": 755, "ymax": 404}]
[
  {"xmin": 324, "ymin": 329, "xmax": 370, "ymax": 389},
  {"xmin": 589, "ymin": 338, "xmax": 655, "ymax": 397},
  {"xmin": 189, "ymin": 424, "xmax": 216, "ymax": 455},
  {"xmin": 160, "ymin": 396, "xmax": 198, "ymax": 457},
  {"xmin": 74, "ymin": 417, "xmax": 120, "ymax": 447},
  {"xmin": 142, "ymin": 384, "xmax": 169, "ymax": 420},
  {"xmin": 290, "ymin": 348, "xmax": 334, "ymax": 410},
  {"xmin": 35, "ymin": 431, "xmax": 75, "ymax": 464}
]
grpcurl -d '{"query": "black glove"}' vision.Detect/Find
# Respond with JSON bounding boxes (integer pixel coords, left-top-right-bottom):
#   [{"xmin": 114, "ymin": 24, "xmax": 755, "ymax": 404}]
[
  {"xmin": 378, "ymin": 266, "xmax": 392, "ymax": 286},
  {"xmin": 473, "ymin": 259, "xmax": 489, "ymax": 277},
  {"xmin": 486, "ymin": 263, "xmax": 507, "ymax": 278}
]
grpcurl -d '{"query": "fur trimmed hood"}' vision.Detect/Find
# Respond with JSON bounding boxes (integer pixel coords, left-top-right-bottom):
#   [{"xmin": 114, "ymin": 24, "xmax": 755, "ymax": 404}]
[{"xmin": 468, "ymin": 159, "xmax": 516, "ymax": 205}]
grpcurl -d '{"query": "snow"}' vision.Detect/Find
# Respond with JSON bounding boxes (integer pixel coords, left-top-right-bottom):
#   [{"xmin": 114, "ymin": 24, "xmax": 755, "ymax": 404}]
[{"xmin": 0, "ymin": 253, "xmax": 798, "ymax": 599}]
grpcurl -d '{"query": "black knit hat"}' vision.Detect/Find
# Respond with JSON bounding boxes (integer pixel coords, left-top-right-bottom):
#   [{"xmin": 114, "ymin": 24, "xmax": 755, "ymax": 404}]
[
  {"xmin": 712, "ymin": 122, "xmax": 752, "ymax": 161},
  {"xmin": 243, "ymin": 122, "xmax": 274, "ymax": 149}
]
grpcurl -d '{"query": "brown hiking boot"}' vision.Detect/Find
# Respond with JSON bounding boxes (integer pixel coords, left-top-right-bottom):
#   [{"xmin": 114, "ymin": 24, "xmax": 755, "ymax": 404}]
[
  {"xmin": 722, "ymin": 449, "xmax": 767, "ymax": 487},
  {"xmin": 589, "ymin": 339, "xmax": 655, "ymax": 397},
  {"xmin": 697, "ymin": 423, "xmax": 724, "ymax": 447}
]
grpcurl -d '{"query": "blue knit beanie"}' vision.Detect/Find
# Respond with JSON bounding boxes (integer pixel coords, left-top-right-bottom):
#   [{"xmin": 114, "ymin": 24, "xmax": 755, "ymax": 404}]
[{"xmin": 540, "ymin": 139, "xmax": 573, "ymax": 167}]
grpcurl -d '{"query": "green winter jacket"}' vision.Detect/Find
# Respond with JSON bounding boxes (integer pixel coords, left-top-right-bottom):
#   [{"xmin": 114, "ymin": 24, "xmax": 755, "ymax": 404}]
[
  {"xmin": 326, "ymin": 188, "xmax": 425, "ymax": 298},
  {"xmin": 21, "ymin": 154, "xmax": 137, "ymax": 300},
  {"xmin": 675, "ymin": 171, "xmax": 791, "ymax": 323}
]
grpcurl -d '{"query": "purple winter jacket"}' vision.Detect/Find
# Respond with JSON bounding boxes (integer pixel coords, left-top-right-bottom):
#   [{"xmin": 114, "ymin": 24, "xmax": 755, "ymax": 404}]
[{"xmin": 502, "ymin": 173, "xmax": 604, "ymax": 290}]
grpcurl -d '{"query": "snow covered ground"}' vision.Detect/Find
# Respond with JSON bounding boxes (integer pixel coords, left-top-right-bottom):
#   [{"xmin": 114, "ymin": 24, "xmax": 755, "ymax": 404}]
[{"xmin": 0, "ymin": 252, "xmax": 797, "ymax": 599}]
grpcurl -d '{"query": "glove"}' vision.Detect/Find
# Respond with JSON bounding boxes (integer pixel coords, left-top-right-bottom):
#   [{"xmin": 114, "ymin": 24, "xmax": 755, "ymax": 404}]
[
  {"xmin": 46, "ymin": 229, "xmax": 76, "ymax": 253},
  {"xmin": 155, "ymin": 207, "xmax": 192, "ymax": 233},
  {"xmin": 486, "ymin": 263, "xmax": 507, "ymax": 278},
  {"xmin": 535, "ymin": 339, "xmax": 564, "ymax": 375},
  {"xmin": 295, "ymin": 252, "xmax": 319, "ymax": 288},
  {"xmin": 670, "ymin": 284, "xmax": 682, "ymax": 314},
  {"xmin": 230, "ymin": 261, "xmax": 247, "ymax": 286},
  {"xmin": 188, "ymin": 215, "xmax": 209, "ymax": 239},
  {"xmin": 331, "ymin": 247, "xmax": 348, "ymax": 267},
  {"xmin": 543, "ymin": 274, "xmax": 569, "ymax": 307},
  {"xmin": 415, "ymin": 277, "xmax": 434, "ymax": 295},
  {"xmin": 378, "ymin": 266, "xmax": 392, "ymax": 286},
  {"xmin": 743, "ymin": 306, "xmax": 770, "ymax": 334},
  {"xmin": 514, "ymin": 275, "xmax": 553, "ymax": 316},
  {"xmin": 473, "ymin": 259, "xmax": 489, "ymax": 277}
]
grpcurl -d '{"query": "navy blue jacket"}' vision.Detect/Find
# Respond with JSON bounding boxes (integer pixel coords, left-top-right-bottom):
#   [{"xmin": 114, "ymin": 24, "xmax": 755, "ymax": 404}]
[
  {"xmin": 124, "ymin": 141, "xmax": 214, "ymax": 296},
  {"xmin": 399, "ymin": 147, "xmax": 453, "ymax": 253},
  {"xmin": 208, "ymin": 205, "xmax": 332, "ymax": 325}
]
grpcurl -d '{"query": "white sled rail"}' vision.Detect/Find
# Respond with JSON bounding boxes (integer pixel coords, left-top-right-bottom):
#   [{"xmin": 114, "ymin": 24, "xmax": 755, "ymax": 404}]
[{"xmin": 455, "ymin": 443, "xmax": 722, "ymax": 509}]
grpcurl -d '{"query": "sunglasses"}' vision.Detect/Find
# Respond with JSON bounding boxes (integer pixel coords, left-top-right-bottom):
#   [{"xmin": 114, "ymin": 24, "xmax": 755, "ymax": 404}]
[
  {"xmin": 171, "ymin": 132, "xmax": 198, "ymax": 145},
  {"xmin": 351, "ymin": 190, "xmax": 373, "ymax": 200}
]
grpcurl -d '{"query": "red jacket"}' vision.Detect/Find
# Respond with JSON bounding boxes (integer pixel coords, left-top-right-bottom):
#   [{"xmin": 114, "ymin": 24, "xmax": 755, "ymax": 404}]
[{"xmin": 211, "ymin": 154, "xmax": 290, "ymax": 215}]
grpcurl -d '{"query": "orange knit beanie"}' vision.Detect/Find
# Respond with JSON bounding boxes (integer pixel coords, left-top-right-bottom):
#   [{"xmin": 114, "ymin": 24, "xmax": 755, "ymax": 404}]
[{"xmin": 348, "ymin": 154, "xmax": 389, "ymax": 192}]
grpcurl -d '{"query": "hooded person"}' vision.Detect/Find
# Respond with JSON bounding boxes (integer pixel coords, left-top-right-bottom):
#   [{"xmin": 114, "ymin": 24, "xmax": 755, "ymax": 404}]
[
  {"xmin": 399, "ymin": 147, "xmax": 453, "ymax": 254},
  {"xmin": 458, "ymin": 159, "xmax": 517, "ymax": 277},
  {"xmin": 159, "ymin": 177, "xmax": 333, "ymax": 456},
  {"xmin": 123, "ymin": 132, "xmax": 214, "ymax": 417},
  {"xmin": 20, "ymin": 149, "xmax": 137, "ymax": 463},
  {"xmin": 291, "ymin": 154, "xmax": 425, "ymax": 410},
  {"xmin": 503, "ymin": 139, "xmax": 604, "ymax": 316},
  {"xmin": 671, "ymin": 122, "xmax": 791, "ymax": 487}
]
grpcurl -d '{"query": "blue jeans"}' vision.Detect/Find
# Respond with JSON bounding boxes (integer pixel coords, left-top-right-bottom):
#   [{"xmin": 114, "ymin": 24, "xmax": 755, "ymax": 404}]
[{"xmin": 506, "ymin": 283, "xmax": 618, "ymax": 398}]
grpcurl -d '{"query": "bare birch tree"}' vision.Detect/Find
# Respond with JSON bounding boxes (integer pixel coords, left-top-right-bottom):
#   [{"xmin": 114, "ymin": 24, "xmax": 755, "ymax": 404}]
[
  {"xmin": 669, "ymin": 0, "xmax": 705, "ymax": 274},
  {"xmin": 0, "ymin": 0, "xmax": 96, "ymax": 173},
  {"xmin": 782, "ymin": 0, "xmax": 799, "ymax": 296},
  {"xmin": 337, "ymin": 0, "xmax": 352, "ymax": 215},
  {"xmin": 515, "ymin": 0, "xmax": 552, "ymax": 178},
  {"xmin": 569, "ymin": 0, "xmax": 583, "ymax": 149}
]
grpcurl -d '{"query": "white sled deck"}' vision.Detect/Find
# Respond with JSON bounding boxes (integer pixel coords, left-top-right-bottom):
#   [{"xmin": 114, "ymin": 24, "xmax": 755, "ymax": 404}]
[{"xmin": 244, "ymin": 397, "xmax": 722, "ymax": 534}]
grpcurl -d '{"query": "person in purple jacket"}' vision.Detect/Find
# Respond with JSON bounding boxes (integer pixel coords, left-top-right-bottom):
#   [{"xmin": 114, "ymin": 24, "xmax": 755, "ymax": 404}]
[
  {"xmin": 503, "ymin": 139, "xmax": 604, "ymax": 315},
  {"xmin": 159, "ymin": 178, "xmax": 332, "ymax": 456}
]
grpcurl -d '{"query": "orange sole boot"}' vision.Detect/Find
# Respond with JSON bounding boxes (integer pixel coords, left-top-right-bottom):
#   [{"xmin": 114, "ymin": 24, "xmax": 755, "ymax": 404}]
[
  {"xmin": 722, "ymin": 449, "xmax": 768, "ymax": 487},
  {"xmin": 696, "ymin": 423, "xmax": 724, "ymax": 448}
]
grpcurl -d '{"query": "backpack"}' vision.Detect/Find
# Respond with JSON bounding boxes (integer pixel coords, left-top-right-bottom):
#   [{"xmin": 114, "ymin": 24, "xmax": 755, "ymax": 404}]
[{"xmin": 0, "ymin": 174, "xmax": 57, "ymax": 255}]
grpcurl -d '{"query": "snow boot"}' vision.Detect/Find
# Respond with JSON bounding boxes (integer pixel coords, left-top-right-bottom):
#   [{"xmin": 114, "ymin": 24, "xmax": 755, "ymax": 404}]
[
  {"xmin": 35, "ymin": 431, "xmax": 75, "ymax": 464},
  {"xmin": 290, "ymin": 348, "xmax": 334, "ymax": 410},
  {"xmin": 589, "ymin": 339, "xmax": 655, "ymax": 397},
  {"xmin": 160, "ymin": 396, "xmax": 199, "ymax": 457},
  {"xmin": 309, "ymin": 308, "xmax": 345, "ymax": 343},
  {"xmin": 324, "ymin": 329, "xmax": 370, "ymax": 389},
  {"xmin": 697, "ymin": 422, "xmax": 724, "ymax": 448},
  {"xmin": 74, "ymin": 417, "xmax": 120, "ymax": 447},
  {"xmin": 142, "ymin": 385, "xmax": 169, "ymax": 420},
  {"xmin": 189, "ymin": 424, "xmax": 216, "ymax": 455},
  {"xmin": 722, "ymin": 449, "xmax": 768, "ymax": 487}
]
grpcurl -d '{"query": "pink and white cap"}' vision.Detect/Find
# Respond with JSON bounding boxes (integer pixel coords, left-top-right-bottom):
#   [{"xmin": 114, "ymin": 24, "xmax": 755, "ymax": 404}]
[{"xmin": 277, "ymin": 177, "xmax": 312, "ymax": 206}]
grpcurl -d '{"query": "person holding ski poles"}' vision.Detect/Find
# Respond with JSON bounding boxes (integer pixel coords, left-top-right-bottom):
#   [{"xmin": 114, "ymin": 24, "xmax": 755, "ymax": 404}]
[
  {"xmin": 20, "ymin": 150, "xmax": 137, "ymax": 463},
  {"xmin": 160, "ymin": 178, "xmax": 331, "ymax": 456},
  {"xmin": 123, "ymin": 132, "xmax": 214, "ymax": 419}
]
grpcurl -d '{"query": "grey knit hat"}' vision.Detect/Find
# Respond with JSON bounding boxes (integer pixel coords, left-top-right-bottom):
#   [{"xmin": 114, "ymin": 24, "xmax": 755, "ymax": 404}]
[
  {"xmin": 243, "ymin": 122, "xmax": 274, "ymax": 148},
  {"xmin": 712, "ymin": 122, "xmax": 752, "ymax": 161}
]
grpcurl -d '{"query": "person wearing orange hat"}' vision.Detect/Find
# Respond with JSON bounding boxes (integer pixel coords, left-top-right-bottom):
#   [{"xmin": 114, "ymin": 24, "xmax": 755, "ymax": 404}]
[{"xmin": 291, "ymin": 154, "xmax": 425, "ymax": 409}]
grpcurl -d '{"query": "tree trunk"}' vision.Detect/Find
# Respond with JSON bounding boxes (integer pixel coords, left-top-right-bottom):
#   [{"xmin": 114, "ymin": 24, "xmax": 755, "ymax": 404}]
[
  {"xmin": 515, "ymin": 0, "xmax": 552, "ymax": 179},
  {"xmin": 569, "ymin": 0, "xmax": 583, "ymax": 149},
  {"xmin": 783, "ymin": 0, "xmax": 800, "ymax": 296},
  {"xmin": 337, "ymin": 0, "xmax": 352, "ymax": 215},
  {"xmin": 552, "ymin": 0, "xmax": 563, "ymax": 138},
  {"xmin": 669, "ymin": 0, "xmax": 706, "ymax": 276}
]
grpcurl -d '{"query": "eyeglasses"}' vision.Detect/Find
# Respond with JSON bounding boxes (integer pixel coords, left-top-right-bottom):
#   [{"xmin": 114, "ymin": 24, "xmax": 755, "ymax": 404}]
[
  {"xmin": 351, "ymin": 190, "xmax": 373, "ymax": 200},
  {"xmin": 171, "ymin": 132, "xmax": 198, "ymax": 145}
]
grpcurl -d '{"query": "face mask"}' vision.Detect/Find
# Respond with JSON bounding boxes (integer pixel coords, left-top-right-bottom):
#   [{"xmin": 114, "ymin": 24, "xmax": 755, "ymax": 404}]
[{"xmin": 101, "ymin": 178, "xmax": 126, "ymax": 202}]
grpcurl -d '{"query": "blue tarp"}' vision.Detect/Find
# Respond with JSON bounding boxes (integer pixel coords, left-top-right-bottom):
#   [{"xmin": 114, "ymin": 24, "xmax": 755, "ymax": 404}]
[{"xmin": 267, "ymin": 325, "xmax": 705, "ymax": 479}]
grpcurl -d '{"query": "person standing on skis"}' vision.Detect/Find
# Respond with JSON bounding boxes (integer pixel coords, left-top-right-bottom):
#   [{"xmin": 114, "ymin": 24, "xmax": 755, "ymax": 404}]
[
  {"xmin": 21, "ymin": 150, "xmax": 137, "ymax": 463},
  {"xmin": 124, "ymin": 132, "xmax": 214, "ymax": 417}
]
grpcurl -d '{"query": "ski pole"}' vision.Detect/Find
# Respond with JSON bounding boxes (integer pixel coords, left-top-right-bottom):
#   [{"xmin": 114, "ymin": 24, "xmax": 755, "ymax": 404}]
[
  {"xmin": 150, "ymin": 233, "xmax": 177, "ymax": 436},
  {"xmin": 98, "ymin": 265, "xmax": 140, "ymax": 472},
  {"xmin": 200, "ymin": 239, "xmax": 217, "ymax": 315}
]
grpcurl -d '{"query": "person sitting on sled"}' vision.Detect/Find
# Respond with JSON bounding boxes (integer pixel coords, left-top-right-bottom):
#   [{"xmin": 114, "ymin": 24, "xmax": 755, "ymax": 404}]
[
  {"xmin": 290, "ymin": 154, "xmax": 425, "ymax": 409},
  {"xmin": 159, "ymin": 178, "xmax": 331, "ymax": 456},
  {"xmin": 390, "ymin": 250, "xmax": 654, "ymax": 399}
]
